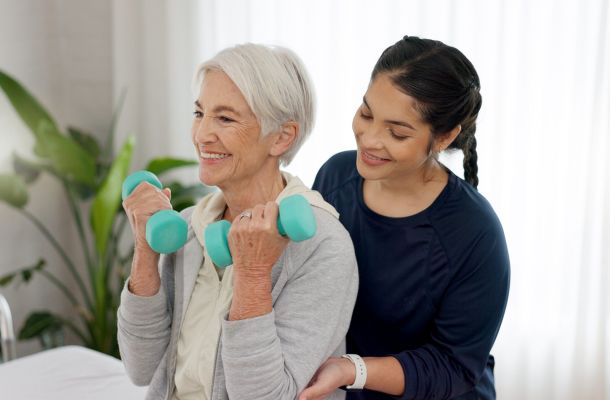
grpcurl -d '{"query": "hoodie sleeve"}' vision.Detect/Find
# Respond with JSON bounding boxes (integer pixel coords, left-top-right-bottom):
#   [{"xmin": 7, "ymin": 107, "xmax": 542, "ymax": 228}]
[
  {"xmin": 117, "ymin": 253, "xmax": 174, "ymax": 386},
  {"xmin": 220, "ymin": 209, "xmax": 358, "ymax": 399}
]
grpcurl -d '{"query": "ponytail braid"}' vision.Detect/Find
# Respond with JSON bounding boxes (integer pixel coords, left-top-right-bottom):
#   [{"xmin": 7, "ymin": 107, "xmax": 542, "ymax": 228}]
[{"xmin": 463, "ymin": 133, "xmax": 479, "ymax": 189}]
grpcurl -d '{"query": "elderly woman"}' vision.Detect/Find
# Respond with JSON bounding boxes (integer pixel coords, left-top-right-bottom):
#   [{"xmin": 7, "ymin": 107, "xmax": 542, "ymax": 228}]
[{"xmin": 117, "ymin": 43, "xmax": 358, "ymax": 400}]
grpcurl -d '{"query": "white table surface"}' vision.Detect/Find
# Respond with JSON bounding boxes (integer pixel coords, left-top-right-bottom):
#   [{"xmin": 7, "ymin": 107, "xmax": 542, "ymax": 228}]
[{"xmin": 0, "ymin": 345, "xmax": 148, "ymax": 400}]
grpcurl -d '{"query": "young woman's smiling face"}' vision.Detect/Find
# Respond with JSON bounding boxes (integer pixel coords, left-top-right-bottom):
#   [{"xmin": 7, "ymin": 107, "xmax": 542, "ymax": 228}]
[{"xmin": 353, "ymin": 73, "xmax": 437, "ymax": 183}]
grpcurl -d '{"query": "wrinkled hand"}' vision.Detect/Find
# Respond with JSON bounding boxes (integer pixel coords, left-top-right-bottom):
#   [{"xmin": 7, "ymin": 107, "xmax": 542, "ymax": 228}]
[
  {"xmin": 299, "ymin": 357, "xmax": 354, "ymax": 400},
  {"xmin": 122, "ymin": 181, "xmax": 172, "ymax": 296},
  {"xmin": 122, "ymin": 182, "xmax": 172, "ymax": 253},
  {"xmin": 228, "ymin": 201, "xmax": 289, "ymax": 276}
]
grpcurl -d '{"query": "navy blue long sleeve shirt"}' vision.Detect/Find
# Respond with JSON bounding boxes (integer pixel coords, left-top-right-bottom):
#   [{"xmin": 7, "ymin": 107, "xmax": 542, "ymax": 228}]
[{"xmin": 313, "ymin": 151, "xmax": 510, "ymax": 400}]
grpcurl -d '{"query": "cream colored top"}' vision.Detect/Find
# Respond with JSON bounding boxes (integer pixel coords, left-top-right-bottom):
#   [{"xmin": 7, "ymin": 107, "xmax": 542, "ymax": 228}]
[
  {"xmin": 172, "ymin": 172, "xmax": 339, "ymax": 400},
  {"xmin": 173, "ymin": 190, "xmax": 231, "ymax": 400}
]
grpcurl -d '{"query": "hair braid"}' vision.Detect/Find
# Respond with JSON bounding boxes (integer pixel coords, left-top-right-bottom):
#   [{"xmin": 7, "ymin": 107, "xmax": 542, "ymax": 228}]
[{"xmin": 463, "ymin": 134, "xmax": 479, "ymax": 189}]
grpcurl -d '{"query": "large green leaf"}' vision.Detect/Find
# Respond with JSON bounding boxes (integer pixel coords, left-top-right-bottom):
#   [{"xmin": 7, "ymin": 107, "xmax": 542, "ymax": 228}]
[
  {"xmin": 18, "ymin": 311, "xmax": 63, "ymax": 340},
  {"xmin": 91, "ymin": 136, "xmax": 134, "ymax": 257},
  {"xmin": 64, "ymin": 128, "xmax": 102, "ymax": 200},
  {"xmin": 35, "ymin": 121, "xmax": 96, "ymax": 186},
  {"xmin": 67, "ymin": 127, "xmax": 101, "ymax": 159},
  {"xmin": 0, "ymin": 70, "xmax": 59, "ymax": 140},
  {"xmin": 0, "ymin": 174, "xmax": 28, "ymax": 208},
  {"xmin": 13, "ymin": 152, "xmax": 95, "ymax": 200},
  {"xmin": 145, "ymin": 157, "xmax": 198, "ymax": 177}
]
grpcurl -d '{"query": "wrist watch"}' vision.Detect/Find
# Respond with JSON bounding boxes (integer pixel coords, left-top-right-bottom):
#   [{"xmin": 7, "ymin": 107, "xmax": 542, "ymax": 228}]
[{"xmin": 341, "ymin": 354, "xmax": 367, "ymax": 390}]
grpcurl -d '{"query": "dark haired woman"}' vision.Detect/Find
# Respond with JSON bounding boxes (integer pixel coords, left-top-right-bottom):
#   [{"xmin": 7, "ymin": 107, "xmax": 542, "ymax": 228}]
[{"xmin": 299, "ymin": 36, "xmax": 510, "ymax": 400}]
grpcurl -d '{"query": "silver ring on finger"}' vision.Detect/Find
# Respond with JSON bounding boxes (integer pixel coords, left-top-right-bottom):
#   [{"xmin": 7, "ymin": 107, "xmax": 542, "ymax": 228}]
[{"xmin": 239, "ymin": 211, "xmax": 252, "ymax": 220}]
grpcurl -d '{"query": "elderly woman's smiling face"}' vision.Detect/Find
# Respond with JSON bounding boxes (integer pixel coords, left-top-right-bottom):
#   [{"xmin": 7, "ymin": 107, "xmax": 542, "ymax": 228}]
[{"xmin": 192, "ymin": 70, "xmax": 277, "ymax": 189}]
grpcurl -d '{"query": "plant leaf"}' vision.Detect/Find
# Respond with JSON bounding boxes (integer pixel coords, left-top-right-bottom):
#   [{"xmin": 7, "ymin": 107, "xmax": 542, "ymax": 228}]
[
  {"xmin": 0, "ymin": 70, "xmax": 59, "ymax": 140},
  {"xmin": 33, "ymin": 259, "xmax": 45, "ymax": 271},
  {"xmin": 67, "ymin": 127, "xmax": 101, "ymax": 159},
  {"xmin": 21, "ymin": 269, "xmax": 32, "ymax": 282},
  {"xmin": 0, "ymin": 174, "xmax": 29, "ymax": 208},
  {"xmin": 167, "ymin": 182, "xmax": 212, "ymax": 198},
  {"xmin": 70, "ymin": 182, "xmax": 96, "ymax": 200},
  {"xmin": 35, "ymin": 121, "xmax": 97, "ymax": 186},
  {"xmin": 0, "ymin": 259, "xmax": 45, "ymax": 287},
  {"xmin": 12, "ymin": 152, "xmax": 46, "ymax": 183},
  {"xmin": 18, "ymin": 311, "xmax": 63, "ymax": 340},
  {"xmin": 0, "ymin": 273, "xmax": 15, "ymax": 286},
  {"xmin": 144, "ymin": 157, "xmax": 198, "ymax": 177},
  {"xmin": 166, "ymin": 182, "xmax": 212, "ymax": 211},
  {"xmin": 12, "ymin": 153, "xmax": 97, "ymax": 201},
  {"xmin": 103, "ymin": 88, "xmax": 127, "ymax": 163},
  {"xmin": 91, "ymin": 136, "xmax": 134, "ymax": 257}
]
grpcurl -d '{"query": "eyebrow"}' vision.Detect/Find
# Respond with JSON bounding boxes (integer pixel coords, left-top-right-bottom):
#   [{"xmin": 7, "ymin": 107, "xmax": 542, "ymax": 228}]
[
  {"xmin": 362, "ymin": 96, "xmax": 416, "ymax": 130},
  {"xmin": 194, "ymin": 100, "xmax": 242, "ymax": 117}
]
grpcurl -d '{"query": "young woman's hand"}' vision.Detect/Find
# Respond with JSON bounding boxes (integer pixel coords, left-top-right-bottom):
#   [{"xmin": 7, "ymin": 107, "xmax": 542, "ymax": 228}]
[{"xmin": 298, "ymin": 357, "xmax": 355, "ymax": 400}]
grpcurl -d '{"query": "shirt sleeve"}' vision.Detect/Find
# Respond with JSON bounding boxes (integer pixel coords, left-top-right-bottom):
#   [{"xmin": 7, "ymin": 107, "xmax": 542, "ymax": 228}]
[{"xmin": 392, "ymin": 226, "xmax": 510, "ymax": 400}]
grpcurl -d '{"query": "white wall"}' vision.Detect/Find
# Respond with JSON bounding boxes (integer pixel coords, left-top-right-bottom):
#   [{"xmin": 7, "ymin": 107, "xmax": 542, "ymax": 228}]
[
  {"xmin": 0, "ymin": 0, "xmax": 112, "ymax": 357},
  {"xmin": 111, "ymin": 0, "xmax": 202, "ymax": 182}
]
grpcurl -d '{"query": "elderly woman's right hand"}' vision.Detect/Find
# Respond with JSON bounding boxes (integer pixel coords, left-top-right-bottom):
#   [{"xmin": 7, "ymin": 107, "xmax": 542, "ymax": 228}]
[
  {"xmin": 123, "ymin": 182, "xmax": 172, "ymax": 252},
  {"xmin": 122, "ymin": 182, "xmax": 172, "ymax": 296},
  {"xmin": 122, "ymin": 182, "xmax": 172, "ymax": 254}
]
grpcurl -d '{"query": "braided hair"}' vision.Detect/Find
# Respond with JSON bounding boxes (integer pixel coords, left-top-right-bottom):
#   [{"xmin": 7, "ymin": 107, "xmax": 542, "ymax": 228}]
[{"xmin": 372, "ymin": 35, "xmax": 482, "ymax": 188}]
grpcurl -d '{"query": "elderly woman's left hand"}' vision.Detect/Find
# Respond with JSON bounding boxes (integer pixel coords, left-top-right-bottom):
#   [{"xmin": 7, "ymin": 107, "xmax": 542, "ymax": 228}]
[{"xmin": 228, "ymin": 201, "xmax": 290, "ymax": 277}]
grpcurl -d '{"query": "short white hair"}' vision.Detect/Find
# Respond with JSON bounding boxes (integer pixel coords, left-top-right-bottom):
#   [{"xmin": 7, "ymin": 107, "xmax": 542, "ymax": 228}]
[{"xmin": 194, "ymin": 43, "xmax": 316, "ymax": 166}]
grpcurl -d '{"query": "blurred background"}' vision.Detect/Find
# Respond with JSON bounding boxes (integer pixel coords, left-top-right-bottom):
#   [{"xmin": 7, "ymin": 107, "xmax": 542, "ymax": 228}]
[{"xmin": 0, "ymin": 0, "xmax": 608, "ymax": 399}]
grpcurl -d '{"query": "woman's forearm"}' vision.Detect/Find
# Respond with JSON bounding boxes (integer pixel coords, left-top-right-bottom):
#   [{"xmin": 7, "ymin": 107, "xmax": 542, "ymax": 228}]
[
  {"xmin": 228, "ymin": 269, "xmax": 273, "ymax": 320},
  {"xmin": 127, "ymin": 245, "xmax": 161, "ymax": 297},
  {"xmin": 359, "ymin": 356, "xmax": 405, "ymax": 395}
]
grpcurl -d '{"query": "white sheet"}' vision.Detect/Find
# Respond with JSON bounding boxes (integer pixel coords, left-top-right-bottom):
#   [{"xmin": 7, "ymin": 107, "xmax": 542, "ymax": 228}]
[{"xmin": 0, "ymin": 345, "xmax": 147, "ymax": 400}]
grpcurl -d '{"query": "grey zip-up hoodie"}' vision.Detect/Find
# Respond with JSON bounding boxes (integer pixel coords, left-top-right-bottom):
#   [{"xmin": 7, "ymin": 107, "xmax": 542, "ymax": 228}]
[{"xmin": 117, "ymin": 174, "xmax": 359, "ymax": 400}]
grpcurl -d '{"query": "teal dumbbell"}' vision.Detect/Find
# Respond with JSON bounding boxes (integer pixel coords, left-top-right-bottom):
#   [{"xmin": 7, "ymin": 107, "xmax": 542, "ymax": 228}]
[
  {"xmin": 204, "ymin": 194, "xmax": 316, "ymax": 268},
  {"xmin": 122, "ymin": 170, "xmax": 188, "ymax": 254}
]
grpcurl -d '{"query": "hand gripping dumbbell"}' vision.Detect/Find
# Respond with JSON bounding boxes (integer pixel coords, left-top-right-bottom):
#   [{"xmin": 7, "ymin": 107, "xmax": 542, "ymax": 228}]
[
  {"xmin": 204, "ymin": 194, "xmax": 317, "ymax": 268},
  {"xmin": 122, "ymin": 170, "xmax": 188, "ymax": 254}
]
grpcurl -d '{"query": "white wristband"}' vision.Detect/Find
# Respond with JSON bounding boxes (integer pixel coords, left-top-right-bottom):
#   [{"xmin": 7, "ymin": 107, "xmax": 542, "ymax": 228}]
[{"xmin": 341, "ymin": 354, "xmax": 367, "ymax": 390}]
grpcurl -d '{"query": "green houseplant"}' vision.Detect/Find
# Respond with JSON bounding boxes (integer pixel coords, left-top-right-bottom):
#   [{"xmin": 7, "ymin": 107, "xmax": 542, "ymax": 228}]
[{"xmin": 0, "ymin": 70, "xmax": 209, "ymax": 358}]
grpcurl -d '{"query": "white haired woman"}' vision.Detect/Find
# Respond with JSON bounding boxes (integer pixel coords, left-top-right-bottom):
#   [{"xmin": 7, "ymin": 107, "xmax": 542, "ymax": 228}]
[{"xmin": 117, "ymin": 43, "xmax": 359, "ymax": 400}]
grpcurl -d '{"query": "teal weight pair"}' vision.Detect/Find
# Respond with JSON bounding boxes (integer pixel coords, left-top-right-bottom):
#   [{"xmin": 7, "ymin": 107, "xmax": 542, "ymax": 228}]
[
  {"xmin": 204, "ymin": 194, "xmax": 316, "ymax": 268},
  {"xmin": 122, "ymin": 170, "xmax": 188, "ymax": 254}
]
